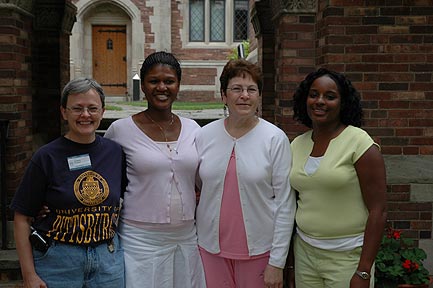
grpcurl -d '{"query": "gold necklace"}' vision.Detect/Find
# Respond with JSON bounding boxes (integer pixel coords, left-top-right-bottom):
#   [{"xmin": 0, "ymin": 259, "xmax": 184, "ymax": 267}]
[{"xmin": 144, "ymin": 112, "xmax": 175, "ymax": 152}]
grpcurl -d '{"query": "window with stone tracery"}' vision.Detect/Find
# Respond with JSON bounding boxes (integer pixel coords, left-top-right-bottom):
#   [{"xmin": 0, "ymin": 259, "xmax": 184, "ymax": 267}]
[{"xmin": 189, "ymin": 0, "xmax": 249, "ymax": 44}]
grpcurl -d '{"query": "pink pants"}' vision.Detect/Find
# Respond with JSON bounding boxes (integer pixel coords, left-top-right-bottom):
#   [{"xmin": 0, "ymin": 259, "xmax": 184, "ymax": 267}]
[{"xmin": 199, "ymin": 248, "xmax": 270, "ymax": 288}]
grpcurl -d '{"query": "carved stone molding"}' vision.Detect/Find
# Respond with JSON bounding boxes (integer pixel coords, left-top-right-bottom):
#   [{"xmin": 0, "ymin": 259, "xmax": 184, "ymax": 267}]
[
  {"xmin": 253, "ymin": 0, "xmax": 316, "ymax": 35},
  {"xmin": 34, "ymin": 3, "xmax": 61, "ymax": 30},
  {"xmin": 250, "ymin": 6, "xmax": 261, "ymax": 36},
  {"xmin": 286, "ymin": 0, "xmax": 316, "ymax": 12},
  {"xmin": 62, "ymin": 1, "xmax": 77, "ymax": 34},
  {"xmin": 269, "ymin": 0, "xmax": 316, "ymax": 20},
  {"xmin": 0, "ymin": 0, "xmax": 33, "ymax": 16},
  {"xmin": 251, "ymin": 0, "xmax": 275, "ymax": 36},
  {"xmin": 34, "ymin": 1, "xmax": 77, "ymax": 33}
]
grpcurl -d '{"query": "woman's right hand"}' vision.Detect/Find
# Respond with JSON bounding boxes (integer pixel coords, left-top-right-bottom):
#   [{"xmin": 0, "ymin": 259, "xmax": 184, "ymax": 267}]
[{"xmin": 23, "ymin": 273, "xmax": 47, "ymax": 288}]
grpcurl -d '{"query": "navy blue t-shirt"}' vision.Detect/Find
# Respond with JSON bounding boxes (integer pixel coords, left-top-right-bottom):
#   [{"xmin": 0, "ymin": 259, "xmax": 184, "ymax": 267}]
[{"xmin": 11, "ymin": 135, "xmax": 126, "ymax": 246}]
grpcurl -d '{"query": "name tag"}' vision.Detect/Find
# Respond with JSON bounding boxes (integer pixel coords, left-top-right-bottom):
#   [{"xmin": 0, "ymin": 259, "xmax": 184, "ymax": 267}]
[{"xmin": 67, "ymin": 154, "xmax": 91, "ymax": 171}]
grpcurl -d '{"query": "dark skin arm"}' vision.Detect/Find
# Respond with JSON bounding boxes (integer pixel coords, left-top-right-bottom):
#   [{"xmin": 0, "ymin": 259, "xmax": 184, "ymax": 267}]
[
  {"xmin": 286, "ymin": 237, "xmax": 296, "ymax": 288},
  {"xmin": 350, "ymin": 145, "xmax": 387, "ymax": 288}
]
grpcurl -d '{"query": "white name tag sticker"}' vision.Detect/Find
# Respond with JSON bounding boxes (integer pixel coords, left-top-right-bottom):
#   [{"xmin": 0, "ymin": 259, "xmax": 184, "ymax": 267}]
[{"xmin": 67, "ymin": 154, "xmax": 92, "ymax": 171}]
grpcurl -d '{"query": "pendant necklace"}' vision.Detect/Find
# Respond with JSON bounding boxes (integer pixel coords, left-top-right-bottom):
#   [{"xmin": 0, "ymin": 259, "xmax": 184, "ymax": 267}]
[{"xmin": 144, "ymin": 112, "xmax": 175, "ymax": 152}]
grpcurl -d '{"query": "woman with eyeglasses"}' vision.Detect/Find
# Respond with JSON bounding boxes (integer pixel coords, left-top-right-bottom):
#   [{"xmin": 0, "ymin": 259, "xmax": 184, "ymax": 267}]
[
  {"xmin": 195, "ymin": 59, "xmax": 296, "ymax": 288},
  {"xmin": 12, "ymin": 77, "xmax": 126, "ymax": 288},
  {"xmin": 104, "ymin": 51, "xmax": 206, "ymax": 288}
]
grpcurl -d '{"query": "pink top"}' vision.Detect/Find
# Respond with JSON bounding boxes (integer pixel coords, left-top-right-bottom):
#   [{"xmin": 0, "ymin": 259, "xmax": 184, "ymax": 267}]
[
  {"xmin": 218, "ymin": 148, "xmax": 269, "ymax": 260},
  {"xmin": 104, "ymin": 116, "xmax": 200, "ymax": 223}
]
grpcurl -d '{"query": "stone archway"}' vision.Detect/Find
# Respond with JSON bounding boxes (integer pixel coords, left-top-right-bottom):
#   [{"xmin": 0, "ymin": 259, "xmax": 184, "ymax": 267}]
[{"xmin": 70, "ymin": 0, "xmax": 145, "ymax": 101}]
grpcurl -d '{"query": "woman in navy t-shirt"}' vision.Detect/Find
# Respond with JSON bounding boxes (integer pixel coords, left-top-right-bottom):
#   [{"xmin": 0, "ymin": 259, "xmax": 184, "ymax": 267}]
[{"xmin": 12, "ymin": 78, "xmax": 126, "ymax": 288}]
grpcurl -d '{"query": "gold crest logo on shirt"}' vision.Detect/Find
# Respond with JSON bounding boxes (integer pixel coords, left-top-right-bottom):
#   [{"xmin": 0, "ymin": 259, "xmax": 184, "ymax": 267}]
[{"xmin": 74, "ymin": 171, "xmax": 109, "ymax": 206}]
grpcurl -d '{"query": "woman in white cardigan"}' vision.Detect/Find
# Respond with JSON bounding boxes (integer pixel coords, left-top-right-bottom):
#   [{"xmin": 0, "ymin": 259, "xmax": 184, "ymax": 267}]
[{"xmin": 195, "ymin": 59, "xmax": 296, "ymax": 288}]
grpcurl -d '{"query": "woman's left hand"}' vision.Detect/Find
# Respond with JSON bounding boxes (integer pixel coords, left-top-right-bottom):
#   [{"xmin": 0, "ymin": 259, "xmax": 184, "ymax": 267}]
[
  {"xmin": 349, "ymin": 274, "xmax": 371, "ymax": 288},
  {"xmin": 263, "ymin": 264, "xmax": 283, "ymax": 288}
]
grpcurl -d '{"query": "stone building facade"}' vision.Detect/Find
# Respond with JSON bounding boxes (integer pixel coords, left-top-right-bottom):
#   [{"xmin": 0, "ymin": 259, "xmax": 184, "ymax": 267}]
[
  {"xmin": 0, "ymin": 0, "xmax": 432, "ymax": 275},
  {"xmin": 69, "ymin": 0, "xmax": 255, "ymax": 102}
]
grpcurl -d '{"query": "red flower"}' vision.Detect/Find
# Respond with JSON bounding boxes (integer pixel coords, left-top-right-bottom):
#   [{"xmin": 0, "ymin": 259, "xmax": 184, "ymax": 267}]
[
  {"xmin": 402, "ymin": 259, "xmax": 420, "ymax": 272},
  {"xmin": 403, "ymin": 260, "xmax": 412, "ymax": 270},
  {"xmin": 386, "ymin": 228, "xmax": 401, "ymax": 239},
  {"xmin": 377, "ymin": 227, "xmax": 430, "ymax": 285}
]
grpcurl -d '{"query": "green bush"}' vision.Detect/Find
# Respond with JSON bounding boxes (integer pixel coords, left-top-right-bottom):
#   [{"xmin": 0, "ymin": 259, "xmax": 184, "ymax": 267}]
[{"xmin": 228, "ymin": 40, "xmax": 250, "ymax": 60}]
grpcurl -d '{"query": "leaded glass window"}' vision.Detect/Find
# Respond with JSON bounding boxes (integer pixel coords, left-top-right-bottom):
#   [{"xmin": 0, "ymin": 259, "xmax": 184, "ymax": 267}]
[
  {"xmin": 190, "ymin": 0, "xmax": 204, "ymax": 42},
  {"xmin": 234, "ymin": 0, "xmax": 248, "ymax": 42},
  {"xmin": 188, "ymin": 0, "xmax": 248, "ymax": 43},
  {"xmin": 210, "ymin": 0, "xmax": 225, "ymax": 42}
]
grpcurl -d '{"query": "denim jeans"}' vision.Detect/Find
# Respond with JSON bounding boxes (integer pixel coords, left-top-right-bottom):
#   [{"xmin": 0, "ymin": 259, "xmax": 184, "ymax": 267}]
[{"xmin": 33, "ymin": 233, "xmax": 124, "ymax": 288}]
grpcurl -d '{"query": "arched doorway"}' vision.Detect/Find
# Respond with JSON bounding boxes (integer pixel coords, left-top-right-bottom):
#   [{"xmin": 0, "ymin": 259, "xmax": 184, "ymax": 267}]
[{"xmin": 70, "ymin": 0, "xmax": 145, "ymax": 101}]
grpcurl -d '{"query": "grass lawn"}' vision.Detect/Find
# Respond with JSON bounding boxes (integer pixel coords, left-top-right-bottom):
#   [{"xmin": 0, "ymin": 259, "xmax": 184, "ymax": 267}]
[
  {"xmin": 105, "ymin": 105, "xmax": 123, "ymax": 111},
  {"xmin": 106, "ymin": 101, "xmax": 223, "ymax": 111}
]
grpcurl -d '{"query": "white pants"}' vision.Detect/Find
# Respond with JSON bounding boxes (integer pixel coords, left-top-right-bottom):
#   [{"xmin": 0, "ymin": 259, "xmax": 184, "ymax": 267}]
[{"xmin": 119, "ymin": 220, "xmax": 206, "ymax": 288}]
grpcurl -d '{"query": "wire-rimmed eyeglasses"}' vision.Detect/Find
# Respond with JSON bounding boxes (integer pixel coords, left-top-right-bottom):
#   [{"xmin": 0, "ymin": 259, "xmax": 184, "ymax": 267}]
[
  {"xmin": 66, "ymin": 106, "xmax": 102, "ymax": 115},
  {"xmin": 227, "ymin": 85, "xmax": 259, "ymax": 96}
]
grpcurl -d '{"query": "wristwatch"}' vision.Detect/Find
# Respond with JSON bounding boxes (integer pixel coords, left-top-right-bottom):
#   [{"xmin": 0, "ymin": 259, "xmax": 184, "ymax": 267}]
[{"xmin": 355, "ymin": 270, "xmax": 371, "ymax": 280}]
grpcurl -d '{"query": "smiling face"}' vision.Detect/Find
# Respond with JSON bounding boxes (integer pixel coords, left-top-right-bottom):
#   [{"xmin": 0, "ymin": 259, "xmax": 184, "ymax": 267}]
[
  {"xmin": 61, "ymin": 88, "xmax": 105, "ymax": 143},
  {"xmin": 223, "ymin": 74, "xmax": 260, "ymax": 119},
  {"xmin": 141, "ymin": 64, "xmax": 180, "ymax": 111},
  {"xmin": 306, "ymin": 75, "xmax": 342, "ymax": 127}
]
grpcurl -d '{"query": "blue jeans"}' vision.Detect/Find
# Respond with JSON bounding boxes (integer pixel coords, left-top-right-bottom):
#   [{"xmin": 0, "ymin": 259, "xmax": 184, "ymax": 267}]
[{"xmin": 33, "ymin": 234, "xmax": 124, "ymax": 288}]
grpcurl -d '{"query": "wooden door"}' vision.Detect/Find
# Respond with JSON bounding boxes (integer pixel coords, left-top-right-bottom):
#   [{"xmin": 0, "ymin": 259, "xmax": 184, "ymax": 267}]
[{"xmin": 92, "ymin": 25, "xmax": 127, "ymax": 96}]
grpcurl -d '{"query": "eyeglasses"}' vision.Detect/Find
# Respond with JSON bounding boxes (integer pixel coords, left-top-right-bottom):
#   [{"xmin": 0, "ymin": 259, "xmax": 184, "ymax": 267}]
[
  {"xmin": 227, "ymin": 85, "xmax": 259, "ymax": 96},
  {"xmin": 66, "ymin": 106, "xmax": 102, "ymax": 115}
]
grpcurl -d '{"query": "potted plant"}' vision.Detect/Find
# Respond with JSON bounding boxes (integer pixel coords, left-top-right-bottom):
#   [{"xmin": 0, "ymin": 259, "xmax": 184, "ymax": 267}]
[{"xmin": 375, "ymin": 227, "xmax": 432, "ymax": 288}]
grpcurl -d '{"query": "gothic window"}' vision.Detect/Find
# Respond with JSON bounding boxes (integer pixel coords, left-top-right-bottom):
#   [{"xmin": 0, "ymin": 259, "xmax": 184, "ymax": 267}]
[
  {"xmin": 189, "ymin": 0, "xmax": 249, "ymax": 43},
  {"xmin": 233, "ymin": 0, "xmax": 248, "ymax": 42},
  {"xmin": 210, "ymin": 0, "xmax": 225, "ymax": 42},
  {"xmin": 190, "ymin": 0, "xmax": 204, "ymax": 41}
]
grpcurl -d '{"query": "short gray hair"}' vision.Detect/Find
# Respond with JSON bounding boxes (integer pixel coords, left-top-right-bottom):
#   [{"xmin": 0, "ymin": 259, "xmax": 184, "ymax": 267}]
[{"xmin": 61, "ymin": 77, "xmax": 105, "ymax": 108}]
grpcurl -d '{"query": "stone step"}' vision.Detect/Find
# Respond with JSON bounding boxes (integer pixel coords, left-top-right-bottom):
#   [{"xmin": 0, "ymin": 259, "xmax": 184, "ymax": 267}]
[
  {"xmin": 0, "ymin": 281, "xmax": 23, "ymax": 288},
  {"xmin": 0, "ymin": 250, "xmax": 20, "ymax": 270},
  {"xmin": 0, "ymin": 250, "xmax": 21, "ymax": 287}
]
